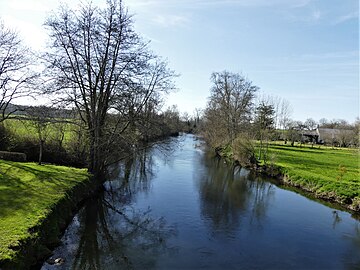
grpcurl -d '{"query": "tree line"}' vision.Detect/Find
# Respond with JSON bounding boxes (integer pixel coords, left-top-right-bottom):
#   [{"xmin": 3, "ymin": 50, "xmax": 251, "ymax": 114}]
[
  {"xmin": 1, "ymin": 1, "xmax": 358, "ymax": 176},
  {"xmin": 0, "ymin": 0, "xmax": 185, "ymax": 177},
  {"xmin": 199, "ymin": 70, "xmax": 359, "ymax": 166}
]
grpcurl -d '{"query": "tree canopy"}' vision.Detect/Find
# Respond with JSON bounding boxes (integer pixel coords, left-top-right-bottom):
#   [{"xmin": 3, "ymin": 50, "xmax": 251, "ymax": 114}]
[
  {"xmin": 203, "ymin": 71, "xmax": 258, "ymax": 146},
  {"xmin": 43, "ymin": 0, "xmax": 176, "ymax": 175}
]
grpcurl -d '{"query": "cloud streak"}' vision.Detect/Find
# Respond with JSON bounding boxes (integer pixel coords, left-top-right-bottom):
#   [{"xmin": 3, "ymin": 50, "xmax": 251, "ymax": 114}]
[
  {"xmin": 333, "ymin": 11, "xmax": 359, "ymax": 25},
  {"xmin": 127, "ymin": 0, "xmax": 312, "ymax": 9},
  {"xmin": 152, "ymin": 14, "xmax": 190, "ymax": 27}
]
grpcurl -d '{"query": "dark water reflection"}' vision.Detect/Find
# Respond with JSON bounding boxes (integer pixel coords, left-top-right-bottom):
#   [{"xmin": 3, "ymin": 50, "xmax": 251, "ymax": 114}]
[
  {"xmin": 198, "ymin": 154, "xmax": 275, "ymax": 234},
  {"xmin": 42, "ymin": 134, "xmax": 360, "ymax": 270}
]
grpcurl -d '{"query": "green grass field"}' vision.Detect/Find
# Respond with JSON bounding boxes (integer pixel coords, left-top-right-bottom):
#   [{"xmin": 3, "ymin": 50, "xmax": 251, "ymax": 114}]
[
  {"xmin": 3, "ymin": 118, "xmax": 78, "ymax": 146},
  {"xmin": 262, "ymin": 143, "xmax": 360, "ymax": 209},
  {"xmin": 0, "ymin": 160, "xmax": 90, "ymax": 262}
]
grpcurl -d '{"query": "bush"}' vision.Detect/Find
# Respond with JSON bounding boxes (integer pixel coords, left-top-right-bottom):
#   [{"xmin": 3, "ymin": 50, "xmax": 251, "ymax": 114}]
[
  {"xmin": 0, "ymin": 151, "xmax": 26, "ymax": 162},
  {"xmin": 232, "ymin": 134, "xmax": 257, "ymax": 167},
  {"xmin": 8, "ymin": 136, "xmax": 87, "ymax": 167},
  {"xmin": 0, "ymin": 124, "xmax": 10, "ymax": 151}
]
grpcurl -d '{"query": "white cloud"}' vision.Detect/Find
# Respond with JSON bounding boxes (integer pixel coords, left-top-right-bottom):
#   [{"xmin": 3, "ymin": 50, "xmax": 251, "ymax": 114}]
[
  {"xmin": 128, "ymin": 0, "xmax": 312, "ymax": 9},
  {"xmin": 197, "ymin": 0, "xmax": 311, "ymax": 8},
  {"xmin": 333, "ymin": 11, "xmax": 359, "ymax": 25},
  {"xmin": 299, "ymin": 50, "xmax": 359, "ymax": 60},
  {"xmin": 152, "ymin": 14, "xmax": 190, "ymax": 27},
  {"xmin": 312, "ymin": 10, "xmax": 321, "ymax": 21},
  {"xmin": 8, "ymin": 0, "xmax": 52, "ymax": 12},
  {"xmin": 5, "ymin": 16, "xmax": 46, "ymax": 49}
]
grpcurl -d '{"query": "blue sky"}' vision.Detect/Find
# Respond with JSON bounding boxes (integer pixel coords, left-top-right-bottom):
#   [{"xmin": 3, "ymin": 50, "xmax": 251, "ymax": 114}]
[{"xmin": 0, "ymin": 0, "xmax": 358, "ymax": 122}]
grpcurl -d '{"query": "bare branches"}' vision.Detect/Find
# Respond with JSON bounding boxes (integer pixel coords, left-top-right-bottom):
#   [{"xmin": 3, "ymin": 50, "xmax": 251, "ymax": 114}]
[
  {"xmin": 42, "ymin": 0, "xmax": 176, "ymax": 175},
  {"xmin": 0, "ymin": 21, "xmax": 38, "ymax": 122},
  {"xmin": 204, "ymin": 71, "xmax": 258, "ymax": 146}
]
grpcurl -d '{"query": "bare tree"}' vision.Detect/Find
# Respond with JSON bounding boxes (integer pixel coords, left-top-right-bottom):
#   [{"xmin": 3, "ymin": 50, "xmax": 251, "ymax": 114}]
[
  {"xmin": 162, "ymin": 105, "xmax": 181, "ymax": 135},
  {"xmin": 193, "ymin": 108, "xmax": 202, "ymax": 123},
  {"xmin": 203, "ymin": 71, "xmax": 258, "ymax": 146},
  {"xmin": 0, "ymin": 21, "xmax": 37, "ymax": 122},
  {"xmin": 278, "ymin": 98, "xmax": 292, "ymax": 130},
  {"xmin": 319, "ymin": 118, "xmax": 329, "ymax": 127},
  {"xmin": 285, "ymin": 120, "xmax": 302, "ymax": 146},
  {"xmin": 353, "ymin": 118, "xmax": 360, "ymax": 147},
  {"xmin": 43, "ymin": 1, "xmax": 175, "ymax": 176},
  {"xmin": 191, "ymin": 107, "xmax": 203, "ymax": 132},
  {"xmin": 24, "ymin": 106, "xmax": 53, "ymax": 165},
  {"xmin": 338, "ymin": 129, "xmax": 354, "ymax": 147},
  {"xmin": 304, "ymin": 118, "xmax": 317, "ymax": 130},
  {"xmin": 320, "ymin": 118, "xmax": 351, "ymax": 129}
]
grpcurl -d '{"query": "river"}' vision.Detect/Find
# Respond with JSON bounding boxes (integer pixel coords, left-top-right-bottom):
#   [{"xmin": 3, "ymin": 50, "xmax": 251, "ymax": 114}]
[{"xmin": 42, "ymin": 134, "xmax": 360, "ymax": 269}]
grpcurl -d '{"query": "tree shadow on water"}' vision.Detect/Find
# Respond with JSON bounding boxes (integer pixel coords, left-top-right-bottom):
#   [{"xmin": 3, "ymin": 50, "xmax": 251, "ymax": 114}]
[
  {"xmin": 343, "ymin": 222, "xmax": 360, "ymax": 270},
  {"xmin": 67, "ymin": 193, "xmax": 177, "ymax": 270},
  {"xmin": 196, "ymin": 154, "xmax": 275, "ymax": 236},
  {"xmin": 42, "ymin": 146, "xmax": 177, "ymax": 270}
]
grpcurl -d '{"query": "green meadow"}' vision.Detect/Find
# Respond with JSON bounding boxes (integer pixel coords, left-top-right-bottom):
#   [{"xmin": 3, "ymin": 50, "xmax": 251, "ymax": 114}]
[
  {"xmin": 3, "ymin": 118, "xmax": 77, "ymax": 146},
  {"xmin": 0, "ymin": 160, "xmax": 90, "ymax": 262},
  {"xmin": 261, "ymin": 143, "xmax": 360, "ymax": 209}
]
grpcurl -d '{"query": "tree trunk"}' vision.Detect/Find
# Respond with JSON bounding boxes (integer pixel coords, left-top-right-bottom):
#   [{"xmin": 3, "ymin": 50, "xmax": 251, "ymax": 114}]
[
  {"xmin": 88, "ymin": 123, "xmax": 105, "ymax": 180},
  {"xmin": 38, "ymin": 140, "xmax": 44, "ymax": 165},
  {"xmin": 258, "ymin": 131, "xmax": 263, "ymax": 161}
]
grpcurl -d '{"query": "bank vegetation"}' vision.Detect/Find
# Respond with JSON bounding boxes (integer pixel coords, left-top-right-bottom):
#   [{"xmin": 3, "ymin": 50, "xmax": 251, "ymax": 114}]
[
  {"xmin": 0, "ymin": 0, "xmax": 191, "ymax": 175},
  {"xmin": 0, "ymin": 1, "xmax": 187, "ymax": 268},
  {"xmin": 201, "ymin": 70, "xmax": 360, "ymax": 212},
  {"xmin": 0, "ymin": 160, "xmax": 92, "ymax": 269}
]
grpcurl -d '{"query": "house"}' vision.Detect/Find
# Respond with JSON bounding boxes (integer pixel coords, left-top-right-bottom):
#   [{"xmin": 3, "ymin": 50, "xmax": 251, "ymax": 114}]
[
  {"xmin": 300, "ymin": 129, "xmax": 318, "ymax": 143},
  {"xmin": 301, "ymin": 127, "xmax": 355, "ymax": 146}
]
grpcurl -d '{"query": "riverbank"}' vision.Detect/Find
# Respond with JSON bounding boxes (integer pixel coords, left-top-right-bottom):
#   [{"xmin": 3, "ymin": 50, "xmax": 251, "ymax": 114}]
[
  {"xmin": 220, "ymin": 143, "xmax": 360, "ymax": 212},
  {"xmin": 0, "ymin": 160, "xmax": 96, "ymax": 269}
]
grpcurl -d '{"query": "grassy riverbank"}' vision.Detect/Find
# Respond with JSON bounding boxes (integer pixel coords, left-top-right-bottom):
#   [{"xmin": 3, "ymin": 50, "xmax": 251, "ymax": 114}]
[
  {"xmin": 260, "ymin": 144, "xmax": 360, "ymax": 211},
  {"xmin": 225, "ymin": 142, "xmax": 360, "ymax": 211},
  {"xmin": 0, "ymin": 160, "xmax": 90, "ymax": 268}
]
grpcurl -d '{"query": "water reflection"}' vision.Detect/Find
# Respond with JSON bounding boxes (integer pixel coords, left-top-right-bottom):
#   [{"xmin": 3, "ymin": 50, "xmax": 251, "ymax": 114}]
[
  {"xmin": 344, "ymin": 223, "xmax": 360, "ymax": 269},
  {"xmin": 42, "ymin": 145, "xmax": 177, "ymax": 270},
  {"xmin": 42, "ymin": 135, "xmax": 360, "ymax": 270},
  {"xmin": 197, "ymin": 153, "xmax": 275, "ymax": 234},
  {"xmin": 107, "ymin": 148, "xmax": 155, "ymax": 196},
  {"xmin": 332, "ymin": 210, "xmax": 342, "ymax": 229}
]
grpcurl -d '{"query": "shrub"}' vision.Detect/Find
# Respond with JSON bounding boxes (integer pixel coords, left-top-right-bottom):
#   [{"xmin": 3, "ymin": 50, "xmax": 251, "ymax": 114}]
[
  {"xmin": 0, "ymin": 151, "xmax": 26, "ymax": 162},
  {"xmin": 0, "ymin": 124, "xmax": 11, "ymax": 151},
  {"xmin": 232, "ymin": 134, "xmax": 257, "ymax": 167}
]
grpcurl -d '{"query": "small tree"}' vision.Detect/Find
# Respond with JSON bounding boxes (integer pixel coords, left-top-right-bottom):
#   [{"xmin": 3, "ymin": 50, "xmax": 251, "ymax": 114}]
[
  {"xmin": 278, "ymin": 98, "xmax": 292, "ymax": 131},
  {"xmin": 254, "ymin": 101, "xmax": 275, "ymax": 162},
  {"xmin": 353, "ymin": 118, "xmax": 360, "ymax": 147},
  {"xmin": 285, "ymin": 120, "xmax": 302, "ymax": 147},
  {"xmin": 25, "ymin": 106, "xmax": 53, "ymax": 165},
  {"xmin": 193, "ymin": 107, "xmax": 203, "ymax": 131}
]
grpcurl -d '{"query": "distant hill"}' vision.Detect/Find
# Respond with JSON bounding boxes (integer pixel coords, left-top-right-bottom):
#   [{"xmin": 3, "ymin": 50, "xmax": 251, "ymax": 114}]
[{"xmin": 5, "ymin": 103, "xmax": 76, "ymax": 119}]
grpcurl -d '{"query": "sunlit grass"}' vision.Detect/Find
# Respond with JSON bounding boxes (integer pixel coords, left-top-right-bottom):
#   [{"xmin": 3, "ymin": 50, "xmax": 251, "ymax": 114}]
[
  {"xmin": 3, "ymin": 118, "xmax": 77, "ymax": 146},
  {"xmin": 0, "ymin": 160, "xmax": 89, "ymax": 261},
  {"xmin": 262, "ymin": 142, "xmax": 360, "ymax": 203}
]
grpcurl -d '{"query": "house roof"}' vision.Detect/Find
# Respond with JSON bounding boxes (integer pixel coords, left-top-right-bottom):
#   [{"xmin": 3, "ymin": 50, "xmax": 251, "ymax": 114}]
[
  {"xmin": 302, "ymin": 130, "xmax": 318, "ymax": 136},
  {"xmin": 318, "ymin": 128, "xmax": 353, "ymax": 135}
]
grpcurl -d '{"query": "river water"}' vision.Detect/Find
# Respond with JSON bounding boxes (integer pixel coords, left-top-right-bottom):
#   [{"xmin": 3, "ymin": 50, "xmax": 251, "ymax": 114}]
[{"xmin": 42, "ymin": 134, "xmax": 360, "ymax": 269}]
